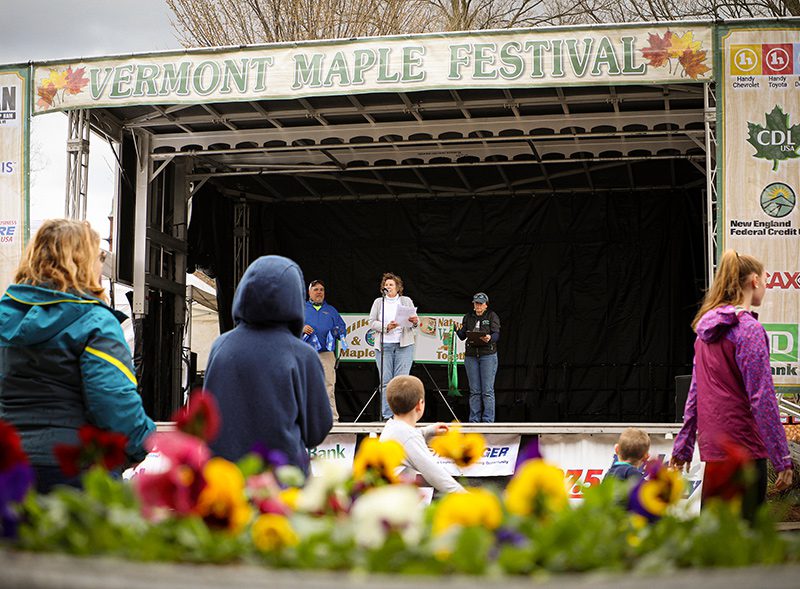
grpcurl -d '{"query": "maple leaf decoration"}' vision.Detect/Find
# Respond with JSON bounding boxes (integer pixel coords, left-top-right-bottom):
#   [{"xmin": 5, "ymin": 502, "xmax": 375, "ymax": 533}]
[
  {"xmin": 36, "ymin": 83, "xmax": 57, "ymax": 108},
  {"xmin": 667, "ymin": 31, "xmax": 701, "ymax": 59},
  {"xmin": 679, "ymin": 49, "xmax": 711, "ymax": 80},
  {"xmin": 747, "ymin": 105, "xmax": 800, "ymax": 171},
  {"xmin": 65, "ymin": 67, "xmax": 89, "ymax": 95},
  {"xmin": 641, "ymin": 31, "xmax": 673, "ymax": 68}
]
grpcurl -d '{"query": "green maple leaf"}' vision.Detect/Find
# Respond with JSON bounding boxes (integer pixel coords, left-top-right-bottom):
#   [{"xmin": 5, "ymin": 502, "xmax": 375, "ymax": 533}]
[{"xmin": 747, "ymin": 105, "xmax": 800, "ymax": 171}]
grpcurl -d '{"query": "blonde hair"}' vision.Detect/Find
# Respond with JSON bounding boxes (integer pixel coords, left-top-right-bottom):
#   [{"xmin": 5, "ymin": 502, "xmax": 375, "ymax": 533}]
[
  {"xmin": 692, "ymin": 250, "xmax": 764, "ymax": 330},
  {"xmin": 380, "ymin": 272, "xmax": 404, "ymax": 295},
  {"xmin": 617, "ymin": 428, "xmax": 650, "ymax": 463},
  {"xmin": 386, "ymin": 375, "xmax": 424, "ymax": 415},
  {"xmin": 15, "ymin": 219, "xmax": 107, "ymax": 302}
]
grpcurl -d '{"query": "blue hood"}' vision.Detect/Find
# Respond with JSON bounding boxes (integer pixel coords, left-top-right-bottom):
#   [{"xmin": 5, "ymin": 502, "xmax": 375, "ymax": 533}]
[
  {"xmin": 232, "ymin": 255, "xmax": 305, "ymax": 336},
  {"xmin": 0, "ymin": 284, "xmax": 125, "ymax": 346}
]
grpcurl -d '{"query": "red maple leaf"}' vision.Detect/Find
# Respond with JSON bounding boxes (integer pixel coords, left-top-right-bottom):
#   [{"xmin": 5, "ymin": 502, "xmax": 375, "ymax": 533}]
[
  {"xmin": 36, "ymin": 83, "xmax": 57, "ymax": 108},
  {"xmin": 679, "ymin": 48, "xmax": 711, "ymax": 79},
  {"xmin": 65, "ymin": 67, "xmax": 89, "ymax": 95},
  {"xmin": 641, "ymin": 31, "xmax": 673, "ymax": 68}
]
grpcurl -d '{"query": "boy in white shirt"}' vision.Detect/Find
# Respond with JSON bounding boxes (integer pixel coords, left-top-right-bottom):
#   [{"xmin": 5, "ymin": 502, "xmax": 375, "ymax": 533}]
[{"xmin": 379, "ymin": 375, "xmax": 465, "ymax": 494}]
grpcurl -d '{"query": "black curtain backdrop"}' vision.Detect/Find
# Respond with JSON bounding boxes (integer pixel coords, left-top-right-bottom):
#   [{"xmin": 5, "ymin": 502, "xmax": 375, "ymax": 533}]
[{"xmin": 189, "ymin": 183, "xmax": 704, "ymax": 423}]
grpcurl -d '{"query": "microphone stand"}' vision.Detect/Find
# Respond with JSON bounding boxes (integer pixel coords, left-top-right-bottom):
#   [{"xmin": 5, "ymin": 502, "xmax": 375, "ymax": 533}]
[{"xmin": 354, "ymin": 288, "xmax": 387, "ymax": 422}]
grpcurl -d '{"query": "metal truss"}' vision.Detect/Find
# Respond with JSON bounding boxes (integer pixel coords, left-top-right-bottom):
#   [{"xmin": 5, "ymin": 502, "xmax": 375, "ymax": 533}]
[
  {"xmin": 233, "ymin": 200, "xmax": 250, "ymax": 291},
  {"xmin": 64, "ymin": 109, "xmax": 91, "ymax": 220},
  {"xmin": 703, "ymin": 81, "xmax": 718, "ymax": 288}
]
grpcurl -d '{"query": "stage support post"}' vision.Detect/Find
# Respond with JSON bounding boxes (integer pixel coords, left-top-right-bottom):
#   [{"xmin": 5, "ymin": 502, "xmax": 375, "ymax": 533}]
[
  {"xmin": 64, "ymin": 109, "xmax": 90, "ymax": 220},
  {"xmin": 703, "ymin": 81, "xmax": 718, "ymax": 288}
]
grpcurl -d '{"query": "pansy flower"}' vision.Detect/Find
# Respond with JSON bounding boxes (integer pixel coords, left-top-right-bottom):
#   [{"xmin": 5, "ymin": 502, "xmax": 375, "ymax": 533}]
[
  {"xmin": 195, "ymin": 457, "xmax": 253, "ymax": 534},
  {"xmin": 628, "ymin": 461, "xmax": 684, "ymax": 522},
  {"xmin": 0, "ymin": 420, "xmax": 35, "ymax": 538},
  {"xmin": 429, "ymin": 427, "xmax": 485, "ymax": 468},
  {"xmin": 432, "ymin": 487, "xmax": 502, "ymax": 536},
  {"xmin": 504, "ymin": 459, "xmax": 568, "ymax": 518},
  {"xmin": 173, "ymin": 389, "xmax": 220, "ymax": 442},
  {"xmin": 251, "ymin": 513, "xmax": 299, "ymax": 552},
  {"xmin": 352, "ymin": 438, "xmax": 405, "ymax": 485},
  {"xmin": 53, "ymin": 425, "xmax": 128, "ymax": 476}
]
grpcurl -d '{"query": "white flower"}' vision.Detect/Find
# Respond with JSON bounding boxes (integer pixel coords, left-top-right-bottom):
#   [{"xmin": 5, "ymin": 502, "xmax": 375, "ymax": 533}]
[
  {"xmin": 349, "ymin": 485, "xmax": 424, "ymax": 549},
  {"xmin": 296, "ymin": 459, "xmax": 351, "ymax": 513}
]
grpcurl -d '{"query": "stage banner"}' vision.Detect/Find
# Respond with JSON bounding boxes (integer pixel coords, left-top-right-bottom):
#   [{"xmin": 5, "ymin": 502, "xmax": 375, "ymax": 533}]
[
  {"xmin": 340, "ymin": 313, "xmax": 465, "ymax": 364},
  {"xmin": 719, "ymin": 24, "xmax": 800, "ymax": 392},
  {"xmin": 0, "ymin": 67, "xmax": 29, "ymax": 294},
  {"xmin": 539, "ymin": 433, "xmax": 703, "ymax": 514},
  {"xmin": 308, "ymin": 433, "xmax": 357, "ymax": 476},
  {"xmin": 436, "ymin": 433, "xmax": 520, "ymax": 477},
  {"xmin": 32, "ymin": 23, "xmax": 712, "ymax": 114}
]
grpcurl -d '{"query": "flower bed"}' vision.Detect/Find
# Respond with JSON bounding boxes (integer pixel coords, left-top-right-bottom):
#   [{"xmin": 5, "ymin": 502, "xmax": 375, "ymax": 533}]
[{"xmin": 2, "ymin": 394, "xmax": 798, "ymax": 576}]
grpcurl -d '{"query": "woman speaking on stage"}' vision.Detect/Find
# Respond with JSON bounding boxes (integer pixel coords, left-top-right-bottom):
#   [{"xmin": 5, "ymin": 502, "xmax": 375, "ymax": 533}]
[{"xmin": 368, "ymin": 273, "xmax": 418, "ymax": 420}]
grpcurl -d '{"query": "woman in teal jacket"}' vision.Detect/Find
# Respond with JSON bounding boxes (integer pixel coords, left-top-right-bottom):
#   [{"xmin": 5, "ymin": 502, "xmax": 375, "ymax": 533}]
[{"xmin": 0, "ymin": 219, "xmax": 155, "ymax": 493}]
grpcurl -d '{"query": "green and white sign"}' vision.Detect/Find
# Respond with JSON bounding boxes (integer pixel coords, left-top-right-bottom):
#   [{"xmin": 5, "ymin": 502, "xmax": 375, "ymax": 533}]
[{"xmin": 33, "ymin": 24, "xmax": 712, "ymax": 114}]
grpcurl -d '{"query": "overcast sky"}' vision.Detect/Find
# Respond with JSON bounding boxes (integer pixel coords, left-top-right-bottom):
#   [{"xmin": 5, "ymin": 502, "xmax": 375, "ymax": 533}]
[{"xmin": 1, "ymin": 0, "xmax": 181, "ymax": 240}]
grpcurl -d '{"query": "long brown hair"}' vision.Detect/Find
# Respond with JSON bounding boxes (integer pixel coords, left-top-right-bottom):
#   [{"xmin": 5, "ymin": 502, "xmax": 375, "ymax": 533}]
[
  {"xmin": 692, "ymin": 250, "xmax": 763, "ymax": 330},
  {"xmin": 15, "ymin": 219, "xmax": 107, "ymax": 302}
]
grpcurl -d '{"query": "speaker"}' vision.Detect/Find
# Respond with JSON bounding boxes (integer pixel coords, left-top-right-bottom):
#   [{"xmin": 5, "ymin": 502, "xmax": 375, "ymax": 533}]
[{"xmin": 674, "ymin": 375, "xmax": 692, "ymax": 422}]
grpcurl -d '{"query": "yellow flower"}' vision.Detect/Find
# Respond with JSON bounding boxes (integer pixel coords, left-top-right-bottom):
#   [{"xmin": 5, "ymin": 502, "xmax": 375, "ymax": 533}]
[
  {"xmin": 432, "ymin": 487, "xmax": 502, "ymax": 536},
  {"xmin": 429, "ymin": 427, "xmax": 486, "ymax": 468},
  {"xmin": 504, "ymin": 459, "xmax": 568, "ymax": 518},
  {"xmin": 352, "ymin": 438, "xmax": 405, "ymax": 483},
  {"xmin": 196, "ymin": 457, "xmax": 253, "ymax": 534},
  {"xmin": 40, "ymin": 69, "xmax": 68, "ymax": 90},
  {"xmin": 251, "ymin": 513, "xmax": 299, "ymax": 552},
  {"xmin": 279, "ymin": 487, "xmax": 301, "ymax": 510},
  {"xmin": 637, "ymin": 467, "xmax": 684, "ymax": 517}
]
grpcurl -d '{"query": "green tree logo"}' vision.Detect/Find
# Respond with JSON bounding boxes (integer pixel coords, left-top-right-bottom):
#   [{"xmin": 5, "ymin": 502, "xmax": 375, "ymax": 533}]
[{"xmin": 747, "ymin": 105, "xmax": 800, "ymax": 171}]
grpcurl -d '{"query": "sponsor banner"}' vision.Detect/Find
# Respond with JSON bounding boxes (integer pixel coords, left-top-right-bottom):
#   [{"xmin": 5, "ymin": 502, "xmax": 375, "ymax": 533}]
[
  {"xmin": 340, "ymin": 313, "xmax": 465, "ymax": 364},
  {"xmin": 720, "ymin": 24, "xmax": 800, "ymax": 389},
  {"xmin": 539, "ymin": 433, "xmax": 703, "ymax": 514},
  {"xmin": 308, "ymin": 433, "xmax": 357, "ymax": 476},
  {"xmin": 0, "ymin": 68, "xmax": 28, "ymax": 294},
  {"xmin": 436, "ymin": 433, "xmax": 520, "ymax": 477},
  {"xmin": 32, "ymin": 24, "xmax": 712, "ymax": 113}
]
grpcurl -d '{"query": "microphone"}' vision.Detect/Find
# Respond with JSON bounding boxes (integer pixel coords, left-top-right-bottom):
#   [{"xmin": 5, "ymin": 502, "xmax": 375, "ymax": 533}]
[{"xmin": 381, "ymin": 287, "xmax": 389, "ymax": 294}]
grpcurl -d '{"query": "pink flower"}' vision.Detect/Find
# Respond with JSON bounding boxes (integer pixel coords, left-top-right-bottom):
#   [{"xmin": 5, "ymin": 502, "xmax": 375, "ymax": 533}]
[{"xmin": 134, "ymin": 431, "xmax": 210, "ymax": 517}]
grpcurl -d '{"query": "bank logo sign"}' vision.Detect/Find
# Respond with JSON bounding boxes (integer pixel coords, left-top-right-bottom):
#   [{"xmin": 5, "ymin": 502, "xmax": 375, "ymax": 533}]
[
  {"xmin": 760, "ymin": 182, "xmax": 796, "ymax": 218},
  {"xmin": 764, "ymin": 323, "xmax": 799, "ymax": 363}
]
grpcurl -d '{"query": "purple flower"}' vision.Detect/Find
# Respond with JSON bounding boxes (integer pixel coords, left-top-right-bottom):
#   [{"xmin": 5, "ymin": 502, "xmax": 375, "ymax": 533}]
[
  {"xmin": 515, "ymin": 439, "xmax": 542, "ymax": 469},
  {"xmin": 0, "ymin": 463, "xmax": 35, "ymax": 539},
  {"xmin": 249, "ymin": 442, "xmax": 289, "ymax": 469}
]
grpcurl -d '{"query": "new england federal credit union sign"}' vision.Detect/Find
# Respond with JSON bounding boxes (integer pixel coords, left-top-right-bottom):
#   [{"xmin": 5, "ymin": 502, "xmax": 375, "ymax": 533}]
[{"xmin": 32, "ymin": 23, "xmax": 713, "ymax": 113}]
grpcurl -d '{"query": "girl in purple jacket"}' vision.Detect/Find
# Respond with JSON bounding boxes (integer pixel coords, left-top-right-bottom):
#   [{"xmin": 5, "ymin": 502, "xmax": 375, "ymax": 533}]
[{"xmin": 670, "ymin": 250, "xmax": 792, "ymax": 516}]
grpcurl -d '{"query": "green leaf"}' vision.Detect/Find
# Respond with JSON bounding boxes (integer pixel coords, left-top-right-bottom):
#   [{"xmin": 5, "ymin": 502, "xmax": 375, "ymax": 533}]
[{"xmin": 747, "ymin": 105, "xmax": 800, "ymax": 171}]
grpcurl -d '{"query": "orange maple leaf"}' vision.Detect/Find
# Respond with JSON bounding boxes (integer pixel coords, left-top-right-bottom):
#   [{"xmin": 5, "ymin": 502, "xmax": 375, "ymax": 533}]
[
  {"xmin": 65, "ymin": 67, "xmax": 89, "ymax": 95},
  {"xmin": 679, "ymin": 48, "xmax": 711, "ymax": 79},
  {"xmin": 36, "ymin": 83, "xmax": 57, "ymax": 108},
  {"xmin": 641, "ymin": 31, "xmax": 673, "ymax": 68}
]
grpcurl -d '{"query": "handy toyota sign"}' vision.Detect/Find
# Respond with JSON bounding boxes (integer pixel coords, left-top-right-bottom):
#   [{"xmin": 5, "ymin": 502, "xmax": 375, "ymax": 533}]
[{"xmin": 32, "ymin": 24, "xmax": 712, "ymax": 113}]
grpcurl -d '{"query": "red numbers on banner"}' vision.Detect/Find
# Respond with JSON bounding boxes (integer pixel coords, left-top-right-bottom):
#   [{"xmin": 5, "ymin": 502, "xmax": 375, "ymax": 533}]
[{"xmin": 562, "ymin": 469, "xmax": 604, "ymax": 498}]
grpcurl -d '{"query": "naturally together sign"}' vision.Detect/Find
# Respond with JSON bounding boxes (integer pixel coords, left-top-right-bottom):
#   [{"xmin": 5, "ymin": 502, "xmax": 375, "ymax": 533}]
[{"xmin": 32, "ymin": 24, "xmax": 712, "ymax": 113}]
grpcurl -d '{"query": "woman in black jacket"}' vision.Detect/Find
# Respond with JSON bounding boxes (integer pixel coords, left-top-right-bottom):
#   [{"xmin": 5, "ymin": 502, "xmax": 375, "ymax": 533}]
[{"xmin": 456, "ymin": 292, "xmax": 500, "ymax": 423}]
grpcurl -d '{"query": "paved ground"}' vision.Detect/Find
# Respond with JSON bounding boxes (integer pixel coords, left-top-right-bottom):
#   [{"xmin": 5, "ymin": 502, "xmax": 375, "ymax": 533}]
[{"xmin": 1, "ymin": 550, "xmax": 799, "ymax": 589}]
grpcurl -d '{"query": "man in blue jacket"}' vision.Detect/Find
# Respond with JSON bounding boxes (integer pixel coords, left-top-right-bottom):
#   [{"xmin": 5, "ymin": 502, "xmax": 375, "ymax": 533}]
[
  {"xmin": 303, "ymin": 280, "xmax": 347, "ymax": 422},
  {"xmin": 204, "ymin": 256, "xmax": 332, "ymax": 473}
]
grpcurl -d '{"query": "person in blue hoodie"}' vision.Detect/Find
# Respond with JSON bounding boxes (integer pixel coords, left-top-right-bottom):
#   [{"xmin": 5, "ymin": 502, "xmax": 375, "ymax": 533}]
[
  {"xmin": 0, "ymin": 219, "xmax": 155, "ymax": 493},
  {"xmin": 302, "ymin": 279, "xmax": 347, "ymax": 422},
  {"xmin": 204, "ymin": 256, "xmax": 332, "ymax": 473}
]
